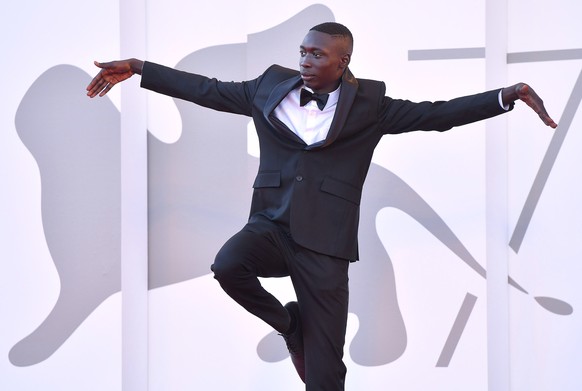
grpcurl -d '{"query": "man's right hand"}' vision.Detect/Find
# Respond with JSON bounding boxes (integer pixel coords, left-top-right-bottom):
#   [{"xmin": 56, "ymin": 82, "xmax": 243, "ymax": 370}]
[{"xmin": 86, "ymin": 58, "xmax": 144, "ymax": 98}]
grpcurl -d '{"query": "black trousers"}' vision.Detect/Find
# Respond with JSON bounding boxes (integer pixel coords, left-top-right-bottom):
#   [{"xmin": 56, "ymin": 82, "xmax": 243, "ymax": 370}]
[{"xmin": 211, "ymin": 216, "xmax": 350, "ymax": 391}]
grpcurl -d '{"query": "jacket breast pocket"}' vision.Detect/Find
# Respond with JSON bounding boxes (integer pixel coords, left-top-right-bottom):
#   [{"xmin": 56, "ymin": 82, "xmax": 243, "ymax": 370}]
[
  {"xmin": 320, "ymin": 176, "xmax": 361, "ymax": 205},
  {"xmin": 253, "ymin": 171, "xmax": 281, "ymax": 188}
]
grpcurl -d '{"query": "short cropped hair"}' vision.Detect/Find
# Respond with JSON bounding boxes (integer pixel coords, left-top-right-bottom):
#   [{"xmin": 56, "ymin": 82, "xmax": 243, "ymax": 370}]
[{"xmin": 310, "ymin": 22, "xmax": 353, "ymax": 53}]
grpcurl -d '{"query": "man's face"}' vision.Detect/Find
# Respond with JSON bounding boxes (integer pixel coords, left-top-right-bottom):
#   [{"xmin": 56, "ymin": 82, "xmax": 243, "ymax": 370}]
[{"xmin": 299, "ymin": 30, "xmax": 350, "ymax": 94}]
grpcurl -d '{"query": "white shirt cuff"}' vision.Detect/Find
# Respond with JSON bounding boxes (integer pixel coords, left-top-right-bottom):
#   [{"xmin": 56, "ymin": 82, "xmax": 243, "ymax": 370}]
[{"xmin": 498, "ymin": 90, "xmax": 510, "ymax": 111}]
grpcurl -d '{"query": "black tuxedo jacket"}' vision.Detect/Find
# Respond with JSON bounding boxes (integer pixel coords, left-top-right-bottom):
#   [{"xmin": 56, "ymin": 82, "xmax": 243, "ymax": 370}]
[{"xmin": 141, "ymin": 61, "xmax": 510, "ymax": 261}]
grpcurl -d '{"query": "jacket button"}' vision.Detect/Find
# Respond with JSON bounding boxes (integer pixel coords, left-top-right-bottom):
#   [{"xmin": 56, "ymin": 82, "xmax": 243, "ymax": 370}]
[{"xmin": 296, "ymin": 175, "xmax": 303, "ymax": 182}]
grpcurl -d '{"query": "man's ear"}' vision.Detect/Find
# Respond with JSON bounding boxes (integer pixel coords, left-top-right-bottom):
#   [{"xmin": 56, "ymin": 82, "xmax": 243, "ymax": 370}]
[{"xmin": 340, "ymin": 53, "xmax": 351, "ymax": 69}]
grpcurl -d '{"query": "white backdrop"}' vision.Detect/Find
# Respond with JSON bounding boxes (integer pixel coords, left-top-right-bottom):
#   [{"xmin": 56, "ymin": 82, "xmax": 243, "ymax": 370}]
[{"xmin": 1, "ymin": 1, "xmax": 581, "ymax": 390}]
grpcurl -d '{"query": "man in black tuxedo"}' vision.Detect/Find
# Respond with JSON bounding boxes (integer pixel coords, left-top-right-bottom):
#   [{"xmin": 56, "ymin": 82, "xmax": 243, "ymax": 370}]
[{"xmin": 87, "ymin": 22, "xmax": 556, "ymax": 391}]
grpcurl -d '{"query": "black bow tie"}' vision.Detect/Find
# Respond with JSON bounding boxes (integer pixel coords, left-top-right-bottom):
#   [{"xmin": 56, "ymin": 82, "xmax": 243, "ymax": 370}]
[{"xmin": 300, "ymin": 88, "xmax": 329, "ymax": 110}]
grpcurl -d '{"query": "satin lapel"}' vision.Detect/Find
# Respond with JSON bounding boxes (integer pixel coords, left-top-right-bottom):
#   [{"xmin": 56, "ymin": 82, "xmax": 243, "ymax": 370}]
[
  {"xmin": 319, "ymin": 68, "xmax": 358, "ymax": 148},
  {"xmin": 262, "ymin": 75, "xmax": 302, "ymax": 122}
]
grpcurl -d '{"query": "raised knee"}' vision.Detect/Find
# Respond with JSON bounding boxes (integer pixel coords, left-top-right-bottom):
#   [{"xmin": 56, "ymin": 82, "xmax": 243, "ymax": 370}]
[{"xmin": 211, "ymin": 250, "xmax": 239, "ymax": 284}]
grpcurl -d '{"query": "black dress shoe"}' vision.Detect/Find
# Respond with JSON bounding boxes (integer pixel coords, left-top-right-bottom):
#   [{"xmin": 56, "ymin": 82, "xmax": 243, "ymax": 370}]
[{"xmin": 280, "ymin": 301, "xmax": 305, "ymax": 383}]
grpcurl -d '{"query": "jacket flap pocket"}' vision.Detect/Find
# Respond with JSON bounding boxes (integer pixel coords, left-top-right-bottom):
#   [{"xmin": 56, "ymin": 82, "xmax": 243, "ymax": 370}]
[
  {"xmin": 320, "ymin": 176, "xmax": 361, "ymax": 205},
  {"xmin": 253, "ymin": 171, "xmax": 281, "ymax": 188}
]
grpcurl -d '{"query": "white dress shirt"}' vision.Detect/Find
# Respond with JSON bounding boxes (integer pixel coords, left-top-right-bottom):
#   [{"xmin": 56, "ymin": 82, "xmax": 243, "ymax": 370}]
[{"xmin": 274, "ymin": 85, "xmax": 341, "ymax": 145}]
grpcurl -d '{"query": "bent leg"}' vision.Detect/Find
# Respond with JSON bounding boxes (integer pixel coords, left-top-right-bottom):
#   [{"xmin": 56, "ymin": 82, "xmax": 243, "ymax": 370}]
[{"xmin": 211, "ymin": 220, "xmax": 292, "ymax": 333}]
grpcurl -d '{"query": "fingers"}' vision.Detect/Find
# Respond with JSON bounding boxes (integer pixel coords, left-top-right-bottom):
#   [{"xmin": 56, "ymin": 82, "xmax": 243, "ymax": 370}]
[
  {"xmin": 86, "ymin": 71, "xmax": 114, "ymax": 98},
  {"xmin": 86, "ymin": 74, "xmax": 101, "ymax": 96},
  {"xmin": 93, "ymin": 60, "xmax": 114, "ymax": 69},
  {"xmin": 541, "ymin": 113, "xmax": 558, "ymax": 129},
  {"xmin": 517, "ymin": 84, "xmax": 558, "ymax": 129},
  {"xmin": 99, "ymin": 82, "xmax": 114, "ymax": 97},
  {"xmin": 86, "ymin": 60, "xmax": 134, "ymax": 98},
  {"xmin": 87, "ymin": 61, "xmax": 107, "ymax": 97},
  {"xmin": 86, "ymin": 61, "xmax": 119, "ymax": 97}
]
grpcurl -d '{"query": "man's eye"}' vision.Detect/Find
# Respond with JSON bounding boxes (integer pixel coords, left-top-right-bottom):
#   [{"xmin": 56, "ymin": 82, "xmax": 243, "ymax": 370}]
[{"xmin": 299, "ymin": 51, "xmax": 306, "ymax": 56}]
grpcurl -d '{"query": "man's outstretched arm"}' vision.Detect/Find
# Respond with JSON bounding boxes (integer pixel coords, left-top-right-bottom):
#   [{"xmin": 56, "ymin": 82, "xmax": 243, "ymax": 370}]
[
  {"xmin": 86, "ymin": 58, "xmax": 144, "ymax": 98},
  {"xmin": 502, "ymin": 83, "xmax": 558, "ymax": 128}
]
